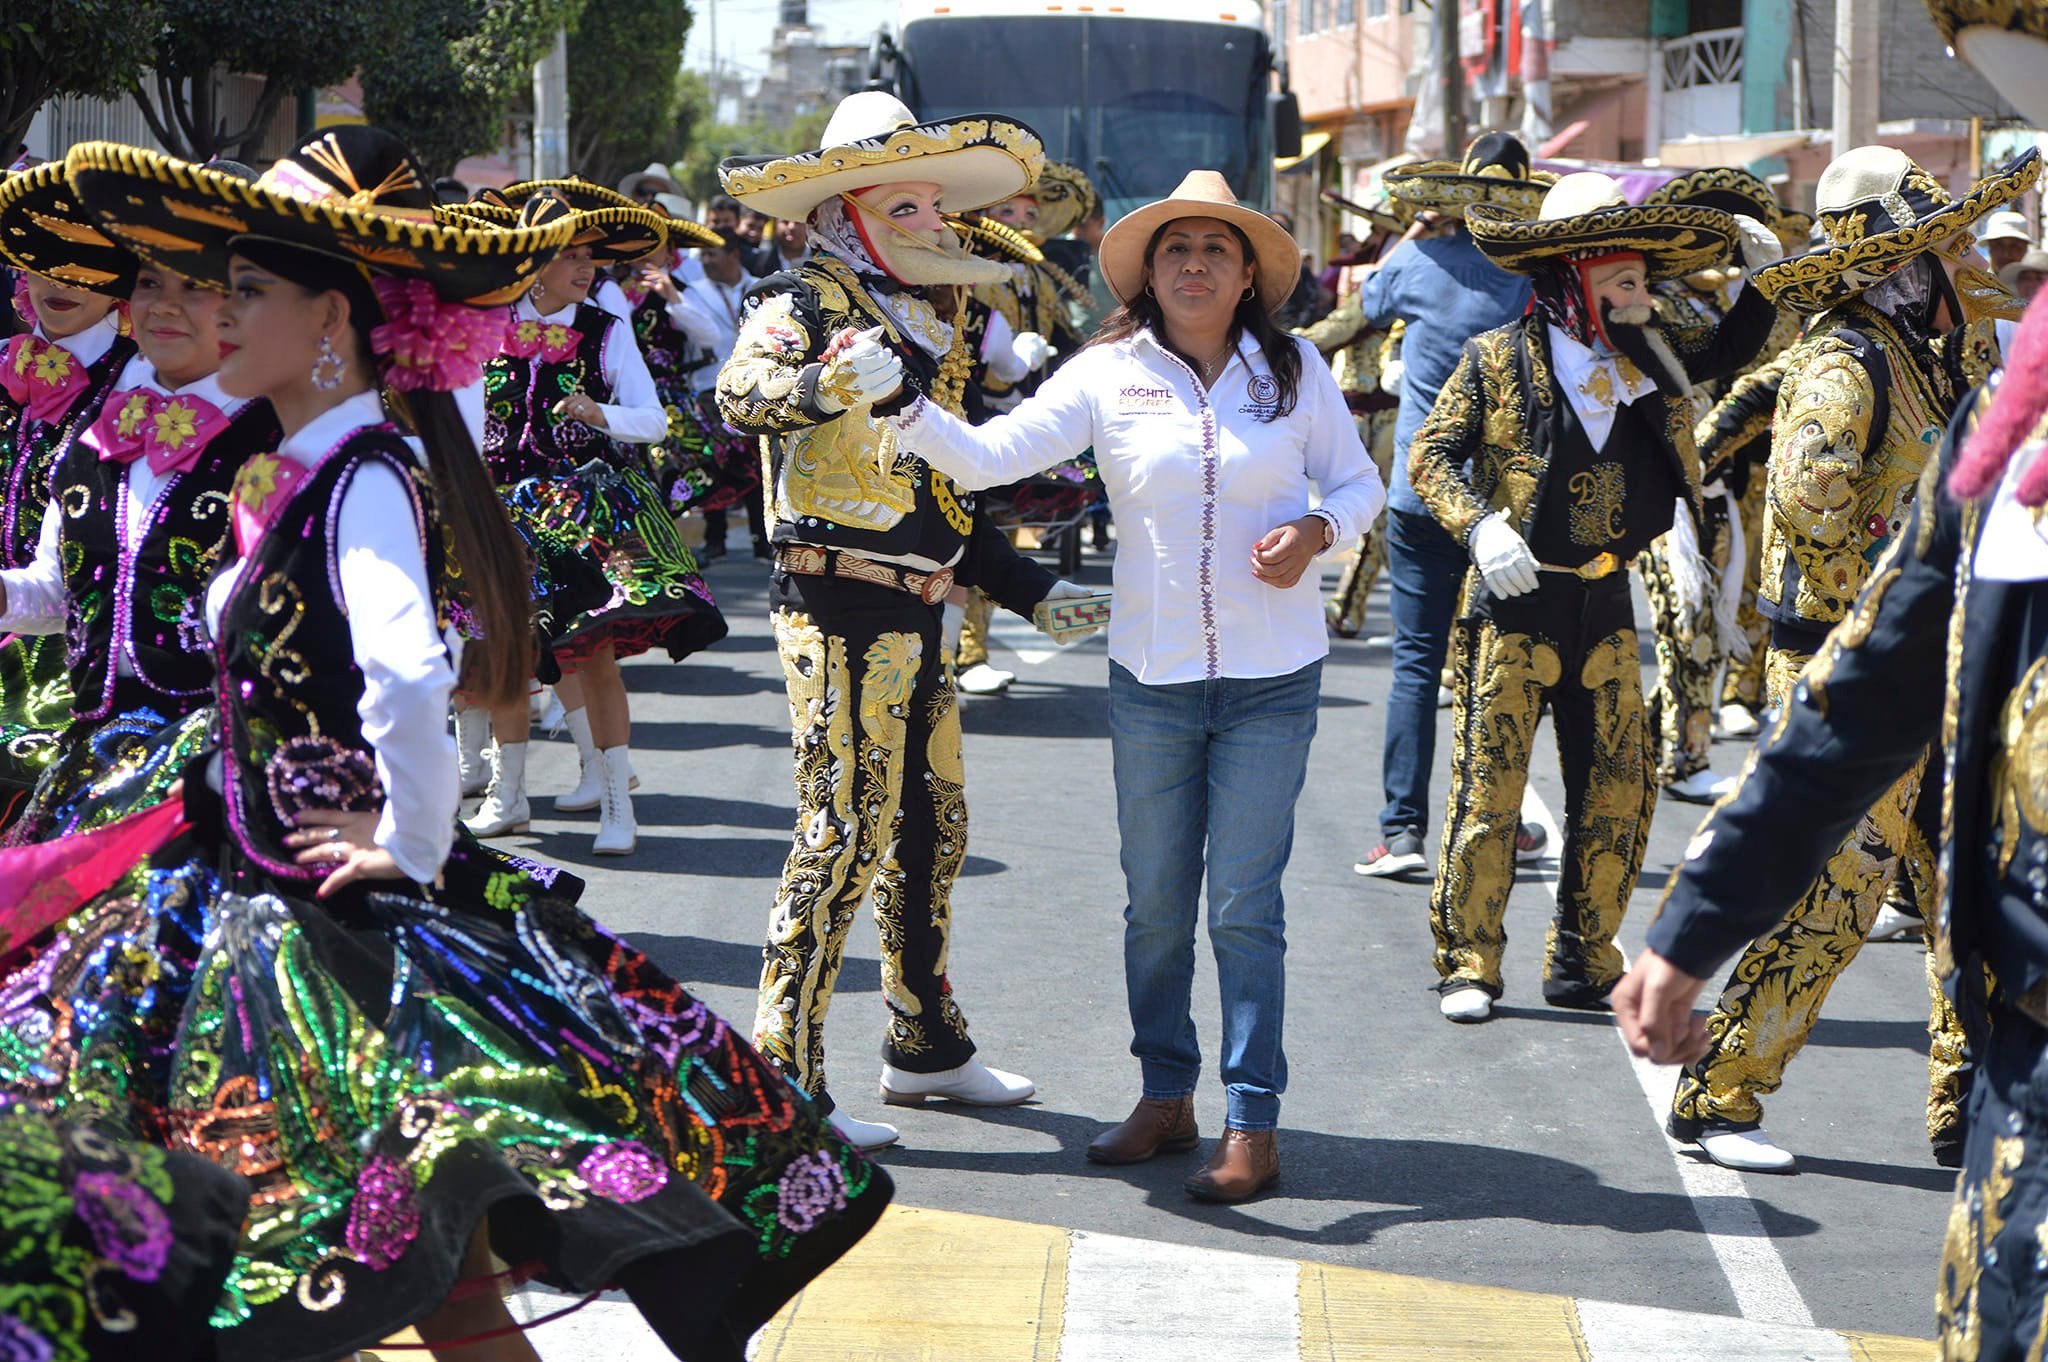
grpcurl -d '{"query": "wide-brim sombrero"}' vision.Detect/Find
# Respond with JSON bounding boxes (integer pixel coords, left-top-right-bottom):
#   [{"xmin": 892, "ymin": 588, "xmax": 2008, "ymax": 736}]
[
  {"xmin": 1645, "ymin": 165, "xmax": 1813, "ymax": 246},
  {"xmin": 720, "ymin": 91, "xmax": 1043, "ymax": 222},
  {"xmin": 449, "ymin": 181, "xmax": 680, "ymax": 262},
  {"xmin": 1382, "ymin": 160, "xmax": 1556, "ymax": 220},
  {"xmin": 0, "ymin": 161, "xmax": 138, "ymax": 296},
  {"xmin": 1098, "ymin": 169, "xmax": 1300, "ymax": 312},
  {"xmin": 1027, "ymin": 163, "xmax": 1098, "ymax": 241},
  {"xmin": 1465, "ymin": 199, "xmax": 1739, "ymax": 282},
  {"xmin": 1752, "ymin": 147, "xmax": 2040, "ymax": 314},
  {"xmin": 957, "ymin": 214, "xmax": 1044, "ymax": 265},
  {"xmin": 64, "ymin": 135, "xmax": 573, "ymax": 308},
  {"xmin": 1924, "ymin": 0, "xmax": 2048, "ymax": 128}
]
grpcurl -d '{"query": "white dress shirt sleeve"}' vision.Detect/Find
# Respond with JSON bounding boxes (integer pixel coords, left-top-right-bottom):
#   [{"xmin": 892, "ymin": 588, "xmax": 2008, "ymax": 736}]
[
  {"xmin": 892, "ymin": 356, "xmax": 1097, "ymax": 489},
  {"xmin": 0, "ymin": 498, "xmax": 67, "ymax": 633},
  {"xmin": 981, "ymin": 311, "xmax": 1032, "ymax": 385},
  {"xmin": 670, "ymin": 288, "xmax": 724, "ymax": 352},
  {"xmin": 593, "ymin": 277, "xmax": 633, "ymax": 324},
  {"xmin": 335, "ymin": 460, "xmax": 459, "ymax": 885},
  {"xmin": 596, "ymin": 315, "xmax": 668, "ymax": 444},
  {"xmin": 1293, "ymin": 336, "xmax": 1387, "ymax": 552}
]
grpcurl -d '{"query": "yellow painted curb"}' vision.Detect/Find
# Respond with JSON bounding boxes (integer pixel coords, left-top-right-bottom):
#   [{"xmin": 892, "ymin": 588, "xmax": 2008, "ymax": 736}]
[{"xmin": 1300, "ymin": 1260, "xmax": 1591, "ymax": 1361}]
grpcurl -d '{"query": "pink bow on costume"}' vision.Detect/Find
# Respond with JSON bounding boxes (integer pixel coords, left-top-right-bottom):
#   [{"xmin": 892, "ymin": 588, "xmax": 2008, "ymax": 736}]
[
  {"xmin": 503, "ymin": 318, "xmax": 581, "ymax": 364},
  {"xmin": 1, "ymin": 334, "xmax": 92, "ymax": 425},
  {"xmin": 91, "ymin": 388, "xmax": 230, "ymax": 476}
]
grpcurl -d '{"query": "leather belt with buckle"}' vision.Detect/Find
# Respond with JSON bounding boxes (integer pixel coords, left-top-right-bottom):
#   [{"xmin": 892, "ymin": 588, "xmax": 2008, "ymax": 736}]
[
  {"xmin": 775, "ymin": 544, "xmax": 956, "ymax": 605},
  {"xmin": 1538, "ymin": 551, "xmax": 1622, "ymax": 581}
]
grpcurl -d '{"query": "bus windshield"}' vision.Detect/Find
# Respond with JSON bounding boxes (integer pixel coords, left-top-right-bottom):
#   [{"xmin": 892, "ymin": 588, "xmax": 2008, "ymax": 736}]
[{"xmin": 897, "ymin": 15, "xmax": 1271, "ymax": 221}]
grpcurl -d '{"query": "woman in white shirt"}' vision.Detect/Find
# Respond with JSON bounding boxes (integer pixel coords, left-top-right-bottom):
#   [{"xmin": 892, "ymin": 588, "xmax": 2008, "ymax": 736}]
[{"xmin": 866, "ymin": 170, "xmax": 1386, "ymax": 1202}]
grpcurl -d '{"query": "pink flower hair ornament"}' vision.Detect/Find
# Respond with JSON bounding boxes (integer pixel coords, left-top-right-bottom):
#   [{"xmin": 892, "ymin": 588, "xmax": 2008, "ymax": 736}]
[{"xmin": 369, "ymin": 276, "xmax": 513, "ymax": 393}]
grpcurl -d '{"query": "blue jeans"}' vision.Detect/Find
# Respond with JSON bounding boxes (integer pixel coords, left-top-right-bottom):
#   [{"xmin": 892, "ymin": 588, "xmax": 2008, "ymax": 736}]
[
  {"xmin": 1380, "ymin": 507, "xmax": 1469, "ymax": 839},
  {"xmin": 1107, "ymin": 659, "xmax": 1321, "ymax": 1130}
]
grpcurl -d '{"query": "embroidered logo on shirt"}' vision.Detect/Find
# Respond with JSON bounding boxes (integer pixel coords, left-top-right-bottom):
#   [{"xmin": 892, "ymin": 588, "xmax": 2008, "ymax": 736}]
[
  {"xmin": 1248, "ymin": 375, "xmax": 1279, "ymax": 405},
  {"xmin": 1118, "ymin": 383, "xmax": 1175, "ymax": 414}
]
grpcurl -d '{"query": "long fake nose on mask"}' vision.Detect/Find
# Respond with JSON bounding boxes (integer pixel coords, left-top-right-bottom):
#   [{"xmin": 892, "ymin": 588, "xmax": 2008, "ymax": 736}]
[{"xmin": 843, "ymin": 194, "xmax": 1012, "ymax": 288}]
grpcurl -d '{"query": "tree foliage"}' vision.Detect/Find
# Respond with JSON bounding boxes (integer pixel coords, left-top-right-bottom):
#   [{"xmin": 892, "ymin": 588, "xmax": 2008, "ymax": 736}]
[
  {"xmin": 359, "ymin": 0, "xmax": 587, "ymax": 178},
  {"xmin": 566, "ymin": 0, "xmax": 692, "ymax": 190},
  {"xmin": 131, "ymin": 0, "xmax": 379, "ymax": 161},
  {"xmin": 0, "ymin": 0, "xmax": 163, "ymax": 155},
  {"xmin": 674, "ymin": 103, "xmax": 829, "ymax": 207}
]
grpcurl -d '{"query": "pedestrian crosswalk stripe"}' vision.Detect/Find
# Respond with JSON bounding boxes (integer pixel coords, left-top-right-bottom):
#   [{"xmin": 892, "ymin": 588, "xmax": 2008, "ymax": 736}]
[{"xmin": 1061, "ymin": 1229, "xmax": 1300, "ymax": 1361}]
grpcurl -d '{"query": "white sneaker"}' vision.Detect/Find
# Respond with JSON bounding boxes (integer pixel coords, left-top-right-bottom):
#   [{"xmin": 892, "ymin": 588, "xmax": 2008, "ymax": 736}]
[
  {"xmin": 1868, "ymin": 904, "xmax": 1926, "ymax": 943},
  {"xmin": 1436, "ymin": 685, "xmax": 1455, "ymax": 709},
  {"xmin": 879, "ymin": 1059, "xmax": 1035, "ymax": 1106},
  {"xmin": 463, "ymin": 741, "xmax": 530, "ymax": 837},
  {"xmin": 1717, "ymin": 702, "xmax": 1761, "ymax": 738},
  {"xmin": 1666, "ymin": 769, "xmax": 1737, "ymax": 805},
  {"xmin": 827, "ymin": 1109, "xmax": 900, "ymax": 1152},
  {"xmin": 1695, "ymin": 1126, "xmax": 1797, "ymax": 1173},
  {"xmin": 957, "ymin": 663, "xmax": 1016, "ymax": 695},
  {"xmin": 1439, "ymin": 986, "xmax": 1493, "ymax": 1023}
]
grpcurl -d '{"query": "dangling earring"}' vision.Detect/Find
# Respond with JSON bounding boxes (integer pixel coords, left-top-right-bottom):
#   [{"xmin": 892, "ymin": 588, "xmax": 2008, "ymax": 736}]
[
  {"xmin": 1144, "ymin": 283, "xmax": 1156, "ymax": 297},
  {"xmin": 1241, "ymin": 285, "xmax": 1256, "ymax": 301},
  {"xmin": 310, "ymin": 335, "xmax": 345, "ymax": 391}
]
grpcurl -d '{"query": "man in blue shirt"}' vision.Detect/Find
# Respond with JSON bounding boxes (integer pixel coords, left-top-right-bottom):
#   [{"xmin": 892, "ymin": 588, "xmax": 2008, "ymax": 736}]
[{"xmin": 1352, "ymin": 134, "xmax": 1545, "ymax": 877}]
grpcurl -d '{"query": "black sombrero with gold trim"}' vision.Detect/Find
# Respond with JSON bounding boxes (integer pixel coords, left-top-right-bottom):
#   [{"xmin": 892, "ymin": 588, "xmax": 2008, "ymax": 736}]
[
  {"xmin": 1027, "ymin": 163, "xmax": 1098, "ymax": 241},
  {"xmin": 65, "ymin": 127, "xmax": 574, "ymax": 307},
  {"xmin": 453, "ymin": 179, "xmax": 685, "ymax": 261},
  {"xmin": 956, "ymin": 214, "xmax": 1044, "ymax": 265},
  {"xmin": 1384, "ymin": 131, "xmax": 1556, "ymax": 221},
  {"xmin": 1752, "ymin": 145, "xmax": 2041, "ymax": 313},
  {"xmin": 1644, "ymin": 166, "xmax": 1814, "ymax": 246},
  {"xmin": 1924, "ymin": 0, "xmax": 2048, "ymax": 128},
  {"xmin": 0, "ymin": 161, "xmax": 138, "ymax": 296},
  {"xmin": 1467, "ymin": 171, "xmax": 1739, "ymax": 282},
  {"xmin": 720, "ymin": 91, "xmax": 1042, "ymax": 222}
]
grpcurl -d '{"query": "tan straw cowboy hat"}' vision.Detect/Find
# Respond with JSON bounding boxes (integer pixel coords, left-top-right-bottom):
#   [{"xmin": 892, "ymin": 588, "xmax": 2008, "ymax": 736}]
[{"xmin": 1097, "ymin": 170, "xmax": 1300, "ymax": 313}]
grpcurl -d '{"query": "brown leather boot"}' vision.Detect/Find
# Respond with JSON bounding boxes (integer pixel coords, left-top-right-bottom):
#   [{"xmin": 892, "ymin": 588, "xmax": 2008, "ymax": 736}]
[
  {"xmin": 1183, "ymin": 1127, "xmax": 1280, "ymax": 1203},
  {"xmin": 1086, "ymin": 1096, "xmax": 1199, "ymax": 1165}
]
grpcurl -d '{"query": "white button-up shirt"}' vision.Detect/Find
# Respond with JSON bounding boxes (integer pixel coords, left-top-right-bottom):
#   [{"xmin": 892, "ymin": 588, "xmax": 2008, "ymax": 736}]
[
  {"xmin": 895, "ymin": 328, "xmax": 1386, "ymax": 685},
  {"xmin": 515, "ymin": 297, "xmax": 667, "ymax": 444}
]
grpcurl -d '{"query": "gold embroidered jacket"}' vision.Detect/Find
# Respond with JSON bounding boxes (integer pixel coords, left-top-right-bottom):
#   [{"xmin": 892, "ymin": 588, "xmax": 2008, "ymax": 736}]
[
  {"xmin": 1406, "ymin": 285, "xmax": 1776, "ymax": 553},
  {"xmin": 1296, "ymin": 303, "xmax": 1401, "ymax": 412},
  {"xmin": 716, "ymin": 252, "xmax": 1056, "ymax": 613},
  {"xmin": 1759, "ymin": 303, "xmax": 2000, "ymax": 632}
]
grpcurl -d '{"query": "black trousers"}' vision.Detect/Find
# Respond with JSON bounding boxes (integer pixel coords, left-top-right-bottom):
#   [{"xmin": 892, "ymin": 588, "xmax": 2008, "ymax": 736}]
[
  {"xmin": 1939, "ymin": 1011, "xmax": 2048, "ymax": 1358},
  {"xmin": 753, "ymin": 570, "xmax": 978, "ymax": 1109}
]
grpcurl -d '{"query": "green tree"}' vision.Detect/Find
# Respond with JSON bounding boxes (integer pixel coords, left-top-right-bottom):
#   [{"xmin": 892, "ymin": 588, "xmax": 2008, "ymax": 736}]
[
  {"xmin": 0, "ymin": 0, "xmax": 163, "ymax": 155},
  {"xmin": 674, "ymin": 104, "xmax": 828, "ymax": 207},
  {"xmin": 130, "ymin": 0, "xmax": 379, "ymax": 161},
  {"xmin": 566, "ymin": 0, "xmax": 692, "ymax": 189},
  {"xmin": 359, "ymin": 0, "xmax": 587, "ymax": 178}
]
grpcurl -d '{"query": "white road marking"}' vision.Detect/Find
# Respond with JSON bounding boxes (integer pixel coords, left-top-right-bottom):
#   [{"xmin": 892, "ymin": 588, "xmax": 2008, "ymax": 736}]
[
  {"xmin": 1057, "ymin": 1228, "xmax": 1301, "ymax": 1362},
  {"xmin": 987, "ymin": 610, "xmax": 1104, "ymax": 668},
  {"xmin": 1575, "ymin": 1297, "xmax": 1848, "ymax": 1361},
  {"xmin": 1518, "ymin": 784, "xmax": 1816, "ymax": 1328},
  {"xmin": 508, "ymin": 1284, "xmax": 663, "ymax": 1361}
]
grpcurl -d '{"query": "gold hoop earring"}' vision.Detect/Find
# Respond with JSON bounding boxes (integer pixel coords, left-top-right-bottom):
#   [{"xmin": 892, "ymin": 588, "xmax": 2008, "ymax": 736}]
[{"xmin": 311, "ymin": 335, "xmax": 345, "ymax": 391}]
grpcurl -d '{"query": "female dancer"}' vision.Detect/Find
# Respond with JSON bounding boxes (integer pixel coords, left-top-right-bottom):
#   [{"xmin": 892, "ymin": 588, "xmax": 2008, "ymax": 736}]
[
  {"xmin": 459, "ymin": 181, "xmax": 727, "ymax": 855},
  {"xmin": 0, "ymin": 126, "xmax": 887, "ymax": 1362},
  {"xmin": 0, "ymin": 164, "xmax": 137, "ymax": 819},
  {"xmin": 0, "ymin": 164, "xmax": 281, "ymax": 845}
]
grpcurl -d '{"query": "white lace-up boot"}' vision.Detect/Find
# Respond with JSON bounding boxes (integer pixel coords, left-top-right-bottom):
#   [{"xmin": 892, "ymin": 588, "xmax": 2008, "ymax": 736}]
[
  {"xmin": 593, "ymin": 745, "xmax": 637, "ymax": 855},
  {"xmin": 558, "ymin": 708, "xmax": 639, "ymax": 812},
  {"xmin": 463, "ymin": 741, "xmax": 530, "ymax": 837},
  {"xmin": 453, "ymin": 706, "xmax": 490, "ymax": 797}
]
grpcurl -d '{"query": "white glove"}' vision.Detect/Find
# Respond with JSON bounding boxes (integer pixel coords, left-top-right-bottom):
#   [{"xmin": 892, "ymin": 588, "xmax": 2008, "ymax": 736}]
[
  {"xmin": 1731, "ymin": 214, "xmax": 1784, "ymax": 272},
  {"xmin": 1042, "ymin": 578, "xmax": 1094, "ymax": 601},
  {"xmin": 1011, "ymin": 331, "xmax": 1052, "ymax": 374},
  {"xmin": 1469, "ymin": 511, "xmax": 1540, "ymax": 598},
  {"xmin": 816, "ymin": 327, "xmax": 905, "ymax": 412},
  {"xmin": 1034, "ymin": 578, "xmax": 1105, "ymax": 645}
]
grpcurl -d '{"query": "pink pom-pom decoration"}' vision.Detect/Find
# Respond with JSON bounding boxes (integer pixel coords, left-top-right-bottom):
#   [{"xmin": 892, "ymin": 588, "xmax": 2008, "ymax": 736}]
[
  {"xmin": 369, "ymin": 277, "xmax": 513, "ymax": 393},
  {"xmin": 1950, "ymin": 302, "xmax": 2048, "ymax": 506}
]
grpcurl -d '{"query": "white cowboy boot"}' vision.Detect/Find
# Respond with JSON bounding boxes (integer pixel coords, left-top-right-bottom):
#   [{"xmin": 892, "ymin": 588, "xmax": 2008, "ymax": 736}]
[
  {"xmin": 463, "ymin": 741, "xmax": 530, "ymax": 837},
  {"xmin": 453, "ymin": 705, "xmax": 490, "ymax": 797},
  {"xmin": 593, "ymin": 745, "xmax": 637, "ymax": 856},
  {"xmin": 558, "ymin": 708, "xmax": 639, "ymax": 812}
]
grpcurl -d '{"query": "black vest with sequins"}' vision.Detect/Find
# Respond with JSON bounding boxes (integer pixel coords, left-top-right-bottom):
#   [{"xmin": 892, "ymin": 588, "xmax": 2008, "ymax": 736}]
[
  {"xmin": 52, "ymin": 400, "xmax": 280, "ymax": 721},
  {"xmin": 0, "ymin": 336, "xmax": 135, "ymax": 568},
  {"xmin": 214, "ymin": 429, "xmax": 443, "ymax": 883},
  {"xmin": 480, "ymin": 304, "xmax": 620, "ymax": 486}
]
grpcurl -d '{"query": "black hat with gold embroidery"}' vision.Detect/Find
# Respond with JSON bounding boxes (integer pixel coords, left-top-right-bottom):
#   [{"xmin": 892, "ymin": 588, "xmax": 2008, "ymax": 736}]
[
  {"xmin": 1384, "ymin": 131, "xmax": 1557, "ymax": 221},
  {"xmin": 0, "ymin": 161, "xmax": 138, "ymax": 296},
  {"xmin": 449, "ymin": 178, "xmax": 701, "ymax": 261},
  {"xmin": 1467, "ymin": 171, "xmax": 1740, "ymax": 282},
  {"xmin": 64, "ymin": 126, "xmax": 573, "ymax": 306}
]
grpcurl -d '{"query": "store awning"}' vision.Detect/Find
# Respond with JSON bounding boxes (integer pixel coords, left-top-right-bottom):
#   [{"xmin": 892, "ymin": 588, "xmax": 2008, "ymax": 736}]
[
  {"xmin": 1275, "ymin": 131, "xmax": 1332, "ymax": 172},
  {"xmin": 1657, "ymin": 131, "xmax": 1821, "ymax": 167}
]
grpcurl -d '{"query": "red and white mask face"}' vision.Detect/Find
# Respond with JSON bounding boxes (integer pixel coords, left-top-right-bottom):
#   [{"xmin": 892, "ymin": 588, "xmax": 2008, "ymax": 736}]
[{"xmin": 1579, "ymin": 253, "xmax": 1650, "ymax": 351}]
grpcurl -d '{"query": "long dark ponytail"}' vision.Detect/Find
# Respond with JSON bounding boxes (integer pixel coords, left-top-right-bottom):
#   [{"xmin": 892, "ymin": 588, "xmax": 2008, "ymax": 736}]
[
  {"xmin": 1084, "ymin": 220, "xmax": 1302, "ymax": 421},
  {"xmin": 234, "ymin": 240, "xmax": 533, "ymax": 707}
]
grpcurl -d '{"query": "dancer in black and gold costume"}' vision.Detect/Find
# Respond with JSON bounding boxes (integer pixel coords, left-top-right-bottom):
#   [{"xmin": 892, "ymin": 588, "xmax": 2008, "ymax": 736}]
[
  {"xmin": 1407, "ymin": 172, "xmax": 1778, "ymax": 1024},
  {"xmin": 1663, "ymin": 143, "xmax": 2038, "ymax": 1172},
  {"xmin": 717, "ymin": 93, "xmax": 1091, "ymax": 1151}
]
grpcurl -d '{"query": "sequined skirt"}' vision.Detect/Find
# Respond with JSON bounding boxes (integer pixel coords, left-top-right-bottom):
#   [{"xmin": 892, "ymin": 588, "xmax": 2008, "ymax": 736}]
[
  {"xmin": 649, "ymin": 387, "xmax": 761, "ymax": 517},
  {"xmin": 508, "ymin": 460, "xmax": 728, "ymax": 665},
  {"xmin": 0, "ymin": 633, "xmax": 74, "ymax": 828},
  {"xmin": 4, "ymin": 695, "xmax": 213, "ymax": 848},
  {"xmin": 0, "ymin": 798, "xmax": 889, "ymax": 1362}
]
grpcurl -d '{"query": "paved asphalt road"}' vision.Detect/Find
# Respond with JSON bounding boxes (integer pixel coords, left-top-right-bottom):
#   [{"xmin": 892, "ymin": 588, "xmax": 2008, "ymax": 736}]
[{"xmin": 488, "ymin": 543, "xmax": 1951, "ymax": 1344}]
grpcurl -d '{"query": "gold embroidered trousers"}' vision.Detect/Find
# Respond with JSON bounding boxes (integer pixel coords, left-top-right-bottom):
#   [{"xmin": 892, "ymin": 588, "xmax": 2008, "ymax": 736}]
[
  {"xmin": 1430, "ymin": 574, "xmax": 1655, "ymax": 999},
  {"xmin": 958, "ymin": 588, "xmax": 995, "ymax": 670},
  {"xmin": 755, "ymin": 574, "xmax": 977, "ymax": 1105},
  {"xmin": 1720, "ymin": 478, "xmax": 1770, "ymax": 713},
  {"xmin": 1325, "ymin": 409, "xmax": 1396, "ymax": 638},
  {"xmin": 1637, "ymin": 506, "xmax": 1731, "ymax": 786},
  {"xmin": 1671, "ymin": 641, "xmax": 1962, "ymax": 1139}
]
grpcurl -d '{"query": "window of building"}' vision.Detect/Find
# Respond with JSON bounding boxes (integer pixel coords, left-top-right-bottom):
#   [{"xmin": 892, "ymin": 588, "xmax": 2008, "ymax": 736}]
[
  {"xmin": 1336, "ymin": 0, "xmax": 1356, "ymax": 23},
  {"xmin": 1299, "ymin": 0, "xmax": 1318, "ymax": 33},
  {"xmin": 1365, "ymin": 0, "xmax": 1385, "ymax": 17},
  {"xmin": 1272, "ymin": 0, "xmax": 1290, "ymax": 38}
]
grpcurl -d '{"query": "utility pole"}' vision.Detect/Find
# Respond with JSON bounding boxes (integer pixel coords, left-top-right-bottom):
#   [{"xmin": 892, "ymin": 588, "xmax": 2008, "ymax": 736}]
[
  {"xmin": 533, "ymin": 26, "xmax": 569, "ymax": 179},
  {"xmin": 1436, "ymin": 0, "xmax": 1465, "ymax": 156},
  {"xmin": 1830, "ymin": 0, "xmax": 1878, "ymax": 157}
]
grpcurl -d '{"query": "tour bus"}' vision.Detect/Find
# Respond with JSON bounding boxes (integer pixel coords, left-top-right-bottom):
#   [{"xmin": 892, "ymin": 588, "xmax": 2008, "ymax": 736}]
[{"xmin": 869, "ymin": 0, "xmax": 1302, "ymax": 223}]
